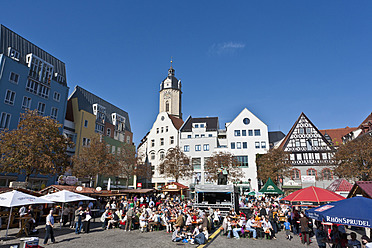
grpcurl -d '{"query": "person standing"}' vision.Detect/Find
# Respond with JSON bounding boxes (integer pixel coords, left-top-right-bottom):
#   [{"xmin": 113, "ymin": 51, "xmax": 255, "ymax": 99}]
[
  {"xmin": 300, "ymin": 213, "xmax": 310, "ymax": 245},
  {"xmin": 43, "ymin": 210, "xmax": 56, "ymax": 245},
  {"xmin": 83, "ymin": 207, "xmax": 92, "ymax": 233},
  {"xmin": 125, "ymin": 207, "xmax": 134, "ymax": 232},
  {"xmin": 75, "ymin": 206, "xmax": 83, "ymax": 234}
]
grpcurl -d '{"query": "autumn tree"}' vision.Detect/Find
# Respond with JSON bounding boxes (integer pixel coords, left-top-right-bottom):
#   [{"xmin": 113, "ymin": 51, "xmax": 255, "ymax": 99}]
[
  {"xmin": 158, "ymin": 146, "xmax": 193, "ymax": 182},
  {"xmin": 333, "ymin": 134, "xmax": 372, "ymax": 181},
  {"xmin": 204, "ymin": 151, "xmax": 243, "ymax": 183},
  {"xmin": 0, "ymin": 110, "xmax": 74, "ymax": 182},
  {"xmin": 256, "ymin": 148, "xmax": 291, "ymax": 184},
  {"xmin": 72, "ymin": 133, "xmax": 117, "ymax": 186},
  {"xmin": 114, "ymin": 143, "xmax": 137, "ymax": 187},
  {"xmin": 135, "ymin": 155, "xmax": 153, "ymax": 189}
]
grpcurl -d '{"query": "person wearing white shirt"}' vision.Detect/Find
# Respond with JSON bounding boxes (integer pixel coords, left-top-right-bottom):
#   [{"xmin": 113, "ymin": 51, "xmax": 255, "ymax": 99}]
[
  {"xmin": 43, "ymin": 210, "xmax": 56, "ymax": 245},
  {"xmin": 245, "ymin": 216, "xmax": 257, "ymax": 239}
]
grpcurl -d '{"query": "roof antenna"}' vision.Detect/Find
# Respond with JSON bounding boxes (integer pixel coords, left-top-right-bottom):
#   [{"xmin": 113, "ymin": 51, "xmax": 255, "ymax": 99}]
[{"xmin": 170, "ymin": 56, "xmax": 173, "ymax": 68}]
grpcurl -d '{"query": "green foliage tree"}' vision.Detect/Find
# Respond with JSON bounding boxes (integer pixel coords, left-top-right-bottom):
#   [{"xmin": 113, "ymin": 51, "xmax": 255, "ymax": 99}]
[
  {"xmin": 204, "ymin": 151, "xmax": 243, "ymax": 183},
  {"xmin": 0, "ymin": 110, "xmax": 74, "ymax": 182},
  {"xmin": 114, "ymin": 143, "xmax": 137, "ymax": 187}
]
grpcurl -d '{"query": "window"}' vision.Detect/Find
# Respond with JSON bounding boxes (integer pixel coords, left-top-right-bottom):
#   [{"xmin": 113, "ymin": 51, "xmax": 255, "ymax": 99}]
[
  {"xmin": 231, "ymin": 142, "xmax": 235, "ymax": 149},
  {"xmin": 242, "ymin": 130, "xmax": 247, "ymax": 136},
  {"xmin": 9, "ymin": 72, "xmax": 19, "ymax": 84},
  {"xmin": 126, "ymin": 136, "xmax": 131, "ymax": 144},
  {"xmin": 313, "ymin": 140, "xmax": 319, "ymax": 146},
  {"xmin": 112, "ymin": 146, "xmax": 116, "ymax": 154},
  {"xmin": 22, "ymin": 96, "xmax": 32, "ymax": 110},
  {"xmin": 234, "ymin": 130, "xmax": 241, "ymax": 136},
  {"xmin": 26, "ymin": 79, "xmax": 38, "ymax": 94},
  {"xmin": 208, "ymin": 134, "xmax": 212, "ymax": 137},
  {"xmin": 157, "ymin": 128, "xmax": 159, "ymax": 134},
  {"xmin": 187, "ymin": 135, "xmax": 191, "ymax": 138},
  {"xmin": 8, "ymin": 47, "xmax": 20, "ymax": 61},
  {"xmin": 195, "ymin": 145, "xmax": 201, "ymax": 151},
  {"xmin": 160, "ymin": 151, "xmax": 165, "ymax": 160},
  {"xmin": 306, "ymin": 127, "xmax": 311, "ymax": 134},
  {"xmin": 295, "ymin": 140, "xmax": 301, "ymax": 147},
  {"xmin": 170, "ymin": 136, "xmax": 174, "ymax": 144},
  {"xmin": 236, "ymin": 142, "xmax": 241, "ymax": 149},
  {"xmin": 165, "ymin": 101, "xmax": 169, "ymax": 112},
  {"xmin": 307, "ymin": 169, "xmax": 317, "ymax": 176},
  {"xmin": 192, "ymin": 158, "xmax": 201, "ymax": 170},
  {"xmin": 322, "ymin": 168, "xmax": 332, "ymax": 180},
  {"xmin": 95, "ymin": 123, "xmax": 104, "ymax": 133},
  {"xmin": 150, "ymin": 153, "xmax": 155, "ymax": 160},
  {"xmin": 315, "ymin": 153, "xmax": 320, "ymax": 160},
  {"xmin": 184, "ymin": 145, "xmax": 190, "ymax": 152},
  {"xmin": 322, "ymin": 153, "xmax": 327, "ymax": 160},
  {"xmin": 200, "ymin": 124, "xmax": 205, "ymax": 128},
  {"xmin": 203, "ymin": 144, "xmax": 209, "ymax": 151},
  {"xmin": 292, "ymin": 169, "xmax": 301, "ymax": 180},
  {"xmin": 290, "ymin": 154, "xmax": 295, "ymax": 160},
  {"xmin": 296, "ymin": 153, "xmax": 302, "ymax": 160},
  {"xmin": 255, "ymin": 142, "xmax": 260, "ymax": 148},
  {"xmin": 37, "ymin": 85, "xmax": 50, "ymax": 99},
  {"xmin": 161, "ymin": 127, "xmax": 164, "ymax": 133},
  {"xmin": 243, "ymin": 142, "xmax": 247, "ymax": 149},
  {"xmin": 299, "ymin": 128, "xmax": 304, "ymax": 134},
  {"xmin": 4, "ymin": 90, "xmax": 16, "ymax": 105},
  {"xmin": 195, "ymin": 134, "xmax": 199, "ymax": 138},
  {"xmin": 26, "ymin": 54, "xmax": 53, "ymax": 85},
  {"xmin": 160, "ymin": 138, "xmax": 164, "ymax": 146},
  {"xmin": 235, "ymin": 156, "xmax": 248, "ymax": 168},
  {"xmin": 0, "ymin": 113, "xmax": 11, "ymax": 129},
  {"xmin": 254, "ymin": 129, "xmax": 261, "ymax": 136},
  {"xmin": 248, "ymin": 130, "xmax": 253, "ymax": 136},
  {"xmin": 50, "ymin": 107, "xmax": 58, "ymax": 120},
  {"xmin": 107, "ymin": 128, "xmax": 111, "ymax": 136},
  {"xmin": 201, "ymin": 134, "xmax": 205, "ymax": 137},
  {"xmin": 166, "ymin": 126, "xmax": 168, "ymax": 132},
  {"xmin": 195, "ymin": 124, "xmax": 199, "ymax": 128},
  {"xmin": 243, "ymin": 118, "xmax": 250, "ymax": 125},
  {"xmin": 82, "ymin": 137, "xmax": 91, "ymax": 147},
  {"xmin": 261, "ymin": 141, "xmax": 266, "ymax": 149},
  {"xmin": 37, "ymin": 102, "xmax": 46, "ymax": 115},
  {"xmin": 84, "ymin": 120, "xmax": 88, "ymax": 128},
  {"xmin": 151, "ymin": 139, "xmax": 155, "ymax": 147},
  {"xmin": 53, "ymin": 92, "xmax": 61, "ymax": 102}
]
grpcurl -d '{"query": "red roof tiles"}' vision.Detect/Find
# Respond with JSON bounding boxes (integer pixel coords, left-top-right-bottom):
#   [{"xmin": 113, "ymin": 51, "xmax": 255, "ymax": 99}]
[
  {"xmin": 326, "ymin": 179, "xmax": 353, "ymax": 192},
  {"xmin": 168, "ymin": 114, "xmax": 184, "ymax": 130},
  {"xmin": 320, "ymin": 127, "xmax": 357, "ymax": 146}
]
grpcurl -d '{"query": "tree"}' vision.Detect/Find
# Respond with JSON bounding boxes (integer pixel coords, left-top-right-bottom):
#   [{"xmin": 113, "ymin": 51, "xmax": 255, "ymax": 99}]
[
  {"xmin": 158, "ymin": 146, "xmax": 193, "ymax": 182},
  {"xmin": 72, "ymin": 133, "xmax": 117, "ymax": 186},
  {"xmin": 114, "ymin": 143, "xmax": 137, "ymax": 188},
  {"xmin": 333, "ymin": 134, "xmax": 372, "ymax": 181},
  {"xmin": 0, "ymin": 110, "xmax": 74, "ymax": 182},
  {"xmin": 256, "ymin": 148, "xmax": 291, "ymax": 184},
  {"xmin": 204, "ymin": 151, "xmax": 243, "ymax": 183}
]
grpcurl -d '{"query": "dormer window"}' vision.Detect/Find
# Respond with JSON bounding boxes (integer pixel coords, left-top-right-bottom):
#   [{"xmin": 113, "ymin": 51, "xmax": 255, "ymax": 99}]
[
  {"xmin": 93, "ymin": 104, "xmax": 106, "ymax": 124},
  {"xmin": 26, "ymin": 54, "xmax": 54, "ymax": 85},
  {"xmin": 8, "ymin": 47, "xmax": 20, "ymax": 61},
  {"xmin": 112, "ymin": 113, "xmax": 126, "ymax": 132}
]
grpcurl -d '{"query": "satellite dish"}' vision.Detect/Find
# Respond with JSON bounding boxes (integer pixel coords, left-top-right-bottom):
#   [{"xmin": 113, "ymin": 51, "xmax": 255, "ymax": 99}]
[
  {"xmin": 96, "ymin": 187, "xmax": 102, "ymax": 192},
  {"xmin": 76, "ymin": 186, "xmax": 83, "ymax": 191}
]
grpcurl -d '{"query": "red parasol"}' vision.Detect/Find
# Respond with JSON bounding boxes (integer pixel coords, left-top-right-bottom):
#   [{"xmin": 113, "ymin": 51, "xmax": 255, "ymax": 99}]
[{"xmin": 281, "ymin": 186, "xmax": 345, "ymax": 204}]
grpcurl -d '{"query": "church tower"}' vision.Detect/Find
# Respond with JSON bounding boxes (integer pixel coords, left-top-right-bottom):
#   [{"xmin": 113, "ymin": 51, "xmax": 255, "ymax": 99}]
[{"xmin": 159, "ymin": 62, "xmax": 182, "ymax": 119}]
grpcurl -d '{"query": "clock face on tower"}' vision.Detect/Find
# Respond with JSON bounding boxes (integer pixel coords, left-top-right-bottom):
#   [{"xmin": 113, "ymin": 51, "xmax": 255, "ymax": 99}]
[{"xmin": 164, "ymin": 91, "xmax": 171, "ymax": 99}]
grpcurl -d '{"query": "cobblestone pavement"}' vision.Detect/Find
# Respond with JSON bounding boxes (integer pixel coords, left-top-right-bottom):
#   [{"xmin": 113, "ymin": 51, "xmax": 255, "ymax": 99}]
[{"xmin": 0, "ymin": 222, "xmax": 365, "ymax": 248}]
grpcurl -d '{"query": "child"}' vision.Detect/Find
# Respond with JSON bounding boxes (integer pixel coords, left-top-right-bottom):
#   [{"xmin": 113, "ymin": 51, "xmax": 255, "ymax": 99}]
[
  {"xmin": 284, "ymin": 217, "xmax": 292, "ymax": 240},
  {"xmin": 226, "ymin": 217, "xmax": 232, "ymax": 239}
]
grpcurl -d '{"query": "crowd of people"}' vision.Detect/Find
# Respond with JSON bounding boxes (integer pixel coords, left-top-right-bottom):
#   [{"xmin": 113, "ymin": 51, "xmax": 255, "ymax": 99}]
[{"xmin": 3, "ymin": 192, "xmax": 372, "ymax": 247}]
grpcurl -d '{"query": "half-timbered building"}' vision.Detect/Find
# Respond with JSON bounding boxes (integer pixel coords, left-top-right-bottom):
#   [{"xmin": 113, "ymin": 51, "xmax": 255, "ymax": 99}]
[{"xmin": 280, "ymin": 113, "xmax": 336, "ymax": 188}]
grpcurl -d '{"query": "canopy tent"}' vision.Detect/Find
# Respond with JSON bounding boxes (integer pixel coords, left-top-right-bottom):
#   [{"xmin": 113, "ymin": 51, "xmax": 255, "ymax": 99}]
[
  {"xmin": 347, "ymin": 181, "xmax": 372, "ymax": 199},
  {"xmin": 40, "ymin": 190, "xmax": 96, "ymax": 228},
  {"xmin": 259, "ymin": 178, "xmax": 284, "ymax": 195},
  {"xmin": 0, "ymin": 190, "xmax": 53, "ymax": 238},
  {"xmin": 281, "ymin": 186, "xmax": 345, "ymax": 205},
  {"xmin": 305, "ymin": 196, "xmax": 372, "ymax": 228}
]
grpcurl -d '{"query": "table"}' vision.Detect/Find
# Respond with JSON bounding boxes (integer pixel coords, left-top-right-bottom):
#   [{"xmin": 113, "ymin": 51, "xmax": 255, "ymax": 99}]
[{"xmin": 16, "ymin": 216, "xmax": 32, "ymax": 237}]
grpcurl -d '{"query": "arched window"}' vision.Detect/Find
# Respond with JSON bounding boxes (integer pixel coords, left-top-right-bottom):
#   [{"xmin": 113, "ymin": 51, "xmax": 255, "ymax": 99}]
[
  {"xmin": 165, "ymin": 101, "xmax": 169, "ymax": 112},
  {"xmin": 307, "ymin": 168, "xmax": 317, "ymax": 177},
  {"xmin": 291, "ymin": 169, "xmax": 301, "ymax": 180},
  {"xmin": 159, "ymin": 151, "xmax": 165, "ymax": 160},
  {"xmin": 322, "ymin": 168, "xmax": 332, "ymax": 180}
]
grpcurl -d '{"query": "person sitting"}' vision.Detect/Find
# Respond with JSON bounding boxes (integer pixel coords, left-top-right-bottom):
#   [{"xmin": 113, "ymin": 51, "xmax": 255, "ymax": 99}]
[
  {"xmin": 107, "ymin": 210, "xmax": 119, "ymax": 229},
  {"xmin": 348, "ymin": 232, "xmax": 361, "ymax": 248},
  {"xmin": 245, "ymin": 215, "xmax": 258, "ymax": 240},
  {"xmin": 100, "ymin": 209, "xmax": 109, "ymax": 229},
  {"xmin": 172, "ymin": 226, "xmax": 183, "ymax": 242},
  {"xmin": 175, "ymin": 212, "xmax": 184, "ymax": 229},
  {"xmin": 361, "ymin": 235, "xmax": 372, "ymax": 248}
]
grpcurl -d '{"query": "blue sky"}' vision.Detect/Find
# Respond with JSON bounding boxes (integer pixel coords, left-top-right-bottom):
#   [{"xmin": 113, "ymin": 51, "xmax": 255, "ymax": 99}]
[{"xmin": 1, "ymin": 1, "xmax": 371, "ymax": 145}]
